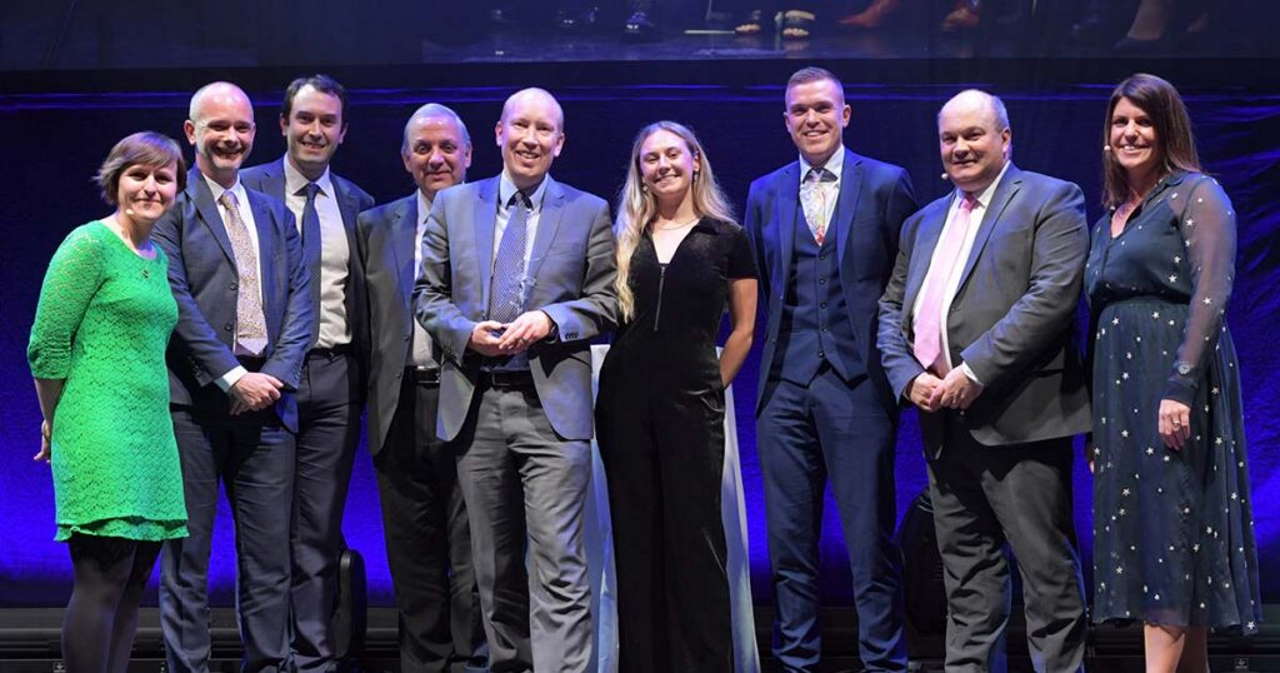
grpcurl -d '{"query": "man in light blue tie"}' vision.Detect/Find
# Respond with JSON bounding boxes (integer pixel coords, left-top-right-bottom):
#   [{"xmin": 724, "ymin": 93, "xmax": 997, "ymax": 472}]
[{"xmin": 414, "ymin": 87, "xmax": 618, "ymax": 673}]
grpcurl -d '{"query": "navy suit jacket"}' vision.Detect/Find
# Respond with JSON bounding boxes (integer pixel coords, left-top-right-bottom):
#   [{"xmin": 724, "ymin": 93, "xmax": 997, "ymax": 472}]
[
  {"xmin": 877, "ymin": 164, "xmax": 1091, "ymax": 455},
  {"xmin": 743, "ymin": 147, "xmax": 917, "ymax": 413},
  {"xmin": 355, "ymin": 193, "xmax": 421, "ymax": 457},
  {"xmin": 241, "ymin": 156, "xmax": 375, "ymax": 393},
  {"xmin": 153, "ymin": 167, "xmax": 315, "ymax": 432},
  {"xmin": 415, "ymin": 175, "xmax": 619, "ymax": 442}
]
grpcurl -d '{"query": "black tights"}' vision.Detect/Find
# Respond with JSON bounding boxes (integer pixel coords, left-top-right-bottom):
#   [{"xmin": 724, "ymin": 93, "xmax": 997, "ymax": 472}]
[{"xmin": 63, "ymin": 535, "xmax": 162, "ymax": 673}]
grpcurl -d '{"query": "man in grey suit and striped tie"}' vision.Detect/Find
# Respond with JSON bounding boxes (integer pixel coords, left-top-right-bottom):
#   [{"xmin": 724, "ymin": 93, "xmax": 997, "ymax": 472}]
[{"xmin": 415, "ymin": 87, "xmax": 618, "ymax": 673}]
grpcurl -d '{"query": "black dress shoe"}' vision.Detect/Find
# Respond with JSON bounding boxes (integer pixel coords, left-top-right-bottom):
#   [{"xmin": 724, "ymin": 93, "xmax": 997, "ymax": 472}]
[{"xmin": 623, "ymin": 10, "xmax": 659, "ymax": 41}]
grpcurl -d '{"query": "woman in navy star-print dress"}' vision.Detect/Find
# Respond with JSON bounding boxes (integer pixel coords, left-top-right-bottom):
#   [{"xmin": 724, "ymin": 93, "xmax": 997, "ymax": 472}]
[{"xmin": 1085, "ymin": 73, "xmax": 1261, "ymax": 672}]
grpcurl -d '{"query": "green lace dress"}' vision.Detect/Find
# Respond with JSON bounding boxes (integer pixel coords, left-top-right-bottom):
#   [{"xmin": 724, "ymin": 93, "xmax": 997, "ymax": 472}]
[{"xmin": 28, "ymin": 221, "xmax": 187, "ymax": 542}]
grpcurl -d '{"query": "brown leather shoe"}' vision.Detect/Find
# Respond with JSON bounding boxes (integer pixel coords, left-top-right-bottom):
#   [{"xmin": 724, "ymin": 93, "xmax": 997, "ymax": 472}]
[{"xmin": 839, "ymin": 0, "xmax": 902, "ymax": 29}]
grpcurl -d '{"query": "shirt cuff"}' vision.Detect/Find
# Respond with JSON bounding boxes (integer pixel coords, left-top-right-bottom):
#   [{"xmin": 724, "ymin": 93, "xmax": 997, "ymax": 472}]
[
  {"xmin": 216, "ymin": 365, "xmax": 249, "ymax": 393},
  {"xmin": 960, "ymin": 362, "xmax": 983, "ymax": 386}
]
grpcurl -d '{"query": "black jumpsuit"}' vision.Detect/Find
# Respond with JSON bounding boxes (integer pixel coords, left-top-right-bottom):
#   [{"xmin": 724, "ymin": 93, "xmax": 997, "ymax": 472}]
[{"xmin": 596, "ymin": 217, "xmax": 758, "ymax": 673}]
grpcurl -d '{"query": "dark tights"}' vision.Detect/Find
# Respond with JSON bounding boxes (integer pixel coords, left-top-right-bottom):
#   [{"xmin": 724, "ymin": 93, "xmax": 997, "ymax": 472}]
[{"xmin": 63, "ymin": 535, "xmax": 162, "ymax": 673}]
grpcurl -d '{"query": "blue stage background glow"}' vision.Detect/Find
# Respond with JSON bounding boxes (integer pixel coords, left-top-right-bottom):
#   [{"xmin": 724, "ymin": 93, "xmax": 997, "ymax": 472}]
[{"xmin": 2, "ymin": 83, "xmax": 1277, "ymax": 608}]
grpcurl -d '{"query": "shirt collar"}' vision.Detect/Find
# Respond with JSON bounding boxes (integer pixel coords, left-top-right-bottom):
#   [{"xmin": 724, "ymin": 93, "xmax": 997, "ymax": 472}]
[
  {"xmin": 958, "ymin": 161, "xmax": 1011, "ymax": 210},
  {"xmin": 415, "ymin": 189, "xmax": 433, "ymax": 227},
  {"xmin": 283, "ymin": 157, "xmax": 333, "ymax": 198},
  {"xmin": 499, "ymin": 169, "xmax": 549, "ymax": 211},
  {"xmin": 203, "ymin": 173, "xmax": 245, "ymax": 205},
  {"xmin": 799, "ymin": 145, "xmax": 845, "ymax": 185}
]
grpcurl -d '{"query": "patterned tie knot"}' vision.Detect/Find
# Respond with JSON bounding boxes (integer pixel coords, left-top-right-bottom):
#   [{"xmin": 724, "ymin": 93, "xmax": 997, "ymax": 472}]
[
  {"xmin": 508, "ymin": 190, "xmax": 531, "ymax": 210},
  {"xmin": 960, "ymin": 193, "xmax": 978, "ymax": 212},
  {"xmin": 219, "ymin": 190, "xmax": 238, "ymax": 209},
  {"xmin": 806, "ymin": 167, "xmax": 835, "ymax": 184}
]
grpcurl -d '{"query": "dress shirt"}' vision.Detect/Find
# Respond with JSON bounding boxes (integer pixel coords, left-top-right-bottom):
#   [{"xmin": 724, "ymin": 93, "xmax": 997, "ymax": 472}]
[
  {"xmin": 797, "ymin": 144, "xmax": 844, "ymax": 230},
  {"xmin": 494, "ymin": 168, "xmax": 549, "ymax": 268},
  {"xmin": 412, "ymin": 189, "xmax": 435, "ymax": 367},
  {"xmin": 204, "ymin": 174, "xmax": 265, "ymax": 392},
  {"xmin": 910, "ymin": 162, "xmax": 1011, "ymax": 385},
  {"xmin": 283, "ymin": 160, "xmax": 350, "ymax": 349}
]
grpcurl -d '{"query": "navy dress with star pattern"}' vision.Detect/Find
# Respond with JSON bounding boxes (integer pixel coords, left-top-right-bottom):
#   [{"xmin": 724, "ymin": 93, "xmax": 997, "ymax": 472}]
[{"xmin": 1085, "ymin": 170, "xmax": 1260, "ymax": 632}]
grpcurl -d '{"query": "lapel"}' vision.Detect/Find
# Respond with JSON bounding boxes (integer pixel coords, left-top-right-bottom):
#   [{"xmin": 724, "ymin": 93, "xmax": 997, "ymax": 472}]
[
  {"xmin": 473, "ymin": 177, "xmax": 500, "ymax": 312},
  {"xmin": 901, "ymin": 197, "xmax": 951, "ymax": 325},
  {"xmin": 392, "ymin": 194, "xmax": 418, "ymax": 307},
  {"xmin": 527, "ymin": 175, "xmax": 564, "ymax": 284},
  {"xmin": 772, "ymin": 161, "xmax": 802, "ymax": 300},
  {"xmin": 246, "ymin": 189, "xmax": 279, "ymax": 319},
  {"xmin": 263, "ymin": 158, "xmax": 289, "ymax": 201},
  {"xmin": 955, "ymin": 164, "xmax": 1023, "ymax": 293},
  {"xmin": 832, "ymin": 148, "xmax": 864, "ymax": 266},
  {"xmin": 190, "ymin": 169, "xmax": 237, "ymax": 267}
]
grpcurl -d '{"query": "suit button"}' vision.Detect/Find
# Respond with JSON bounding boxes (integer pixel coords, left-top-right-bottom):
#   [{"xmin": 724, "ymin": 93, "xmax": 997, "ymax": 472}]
[
  {"xmin": 395, "ymin": 370, "xmax": 402, "ymax": 379},
  {"xmin": 403, "ymin": 334, "xmax": 410, "ymax": 341},
  {"xmin": 818, "ymin": 279, "xmax": 827, "ymax": 285},
  {"xmin": 230, "ymin": 283, "xmax": 238, "ymax": 291},
  {"xmin": 820, "ymin": 302, "xmax": 827, "ymax": 309},
  {"xmin": 224, "ymin": 323, "xmax": 234, "ymax": 332},
  {"xmin": 818, "ymin": 351, "xmax": 826, "ymax": 357}
]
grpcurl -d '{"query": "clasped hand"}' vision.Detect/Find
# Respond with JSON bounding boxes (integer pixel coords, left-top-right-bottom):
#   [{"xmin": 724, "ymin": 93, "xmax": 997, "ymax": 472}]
[
  {"xmin": 907, "ymin": 367, "xmax": 983, "ymax": 413},
  {"xmin": 229, "ymin": 372, "xmax": 284, "ymax": 415},
  {"xmin": 468, "ymin": 311, "xmax": 553, "ymax": 357}
]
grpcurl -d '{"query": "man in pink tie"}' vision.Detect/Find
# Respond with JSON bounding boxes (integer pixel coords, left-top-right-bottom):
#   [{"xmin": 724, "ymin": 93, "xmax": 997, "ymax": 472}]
[{"xmin": 877, "ymin": 89, "xmax": 1091, "ymax": 673}]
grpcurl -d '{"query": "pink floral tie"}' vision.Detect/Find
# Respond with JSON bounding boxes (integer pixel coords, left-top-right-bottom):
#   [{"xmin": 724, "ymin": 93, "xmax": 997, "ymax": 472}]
[{"xmin": 913, "ymin": 194, "xmax": 977, "ymax": 374}]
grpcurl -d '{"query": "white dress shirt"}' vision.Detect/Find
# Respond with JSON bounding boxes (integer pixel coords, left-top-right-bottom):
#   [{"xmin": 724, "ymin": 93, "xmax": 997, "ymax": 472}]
[
  {"xmin": 910, "ymin": 162, "xmax": 1011, "ymax": 384},
  {"xmin": 204, "ymin": 174, "xmax": 265, "ymax": 392},
  {"xmin": 797, "ymin": 144, "xmax": 844, "ymax": 231},
  {"xmin": 282, "ymin": 159, "xmax": 350, "ymax": 349}
]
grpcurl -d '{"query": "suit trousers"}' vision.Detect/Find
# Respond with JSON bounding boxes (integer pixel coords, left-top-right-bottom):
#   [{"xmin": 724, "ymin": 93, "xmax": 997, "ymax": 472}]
[
  {"xmin": 453, "ymin": 382, "xmax": 593, "ymax": 673},
  {"xmin": 374, "ymin": 373, "xmax": 487, "ymax": 673},
  {"xmin": 757, "ymin": 365, "xmax": 907, "ymax": 673},
  {"xmin": 597, "ymin": 378, "xmax": 733, "ymax": 673},
  {"xmin": 290, "ymin": 349, "xmax": 361, "ymax": 672},
  {"xmin": 926, "ymin": 415, "xmax": 1086, "ymax": 673},
  {"xmin": 161, "ymin": 403, "xmax": 295, "ymax": 673}
]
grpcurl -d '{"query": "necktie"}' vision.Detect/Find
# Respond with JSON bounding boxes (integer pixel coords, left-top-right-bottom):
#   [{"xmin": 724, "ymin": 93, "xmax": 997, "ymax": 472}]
[
  {"xmin": 913, "ymin": 194, "xmax": 977, "ymax": 374},
  {"xmin": 219, "ymin": 190, "xmax": 268, "ymax": 355},
  {"xmin": 412, "ymin": 222, "xmax": 433, "ymax": 367},
  {"xmin": 488, "ymin": 192, "xmax": 531, "ymax": 323},
  {"xmin": 300, "ymin": 182, "xmax": 323, "ymax": 345},
  {"xmin": 801, "ymin": 167, "xmax": 836, "ymax": 245}
]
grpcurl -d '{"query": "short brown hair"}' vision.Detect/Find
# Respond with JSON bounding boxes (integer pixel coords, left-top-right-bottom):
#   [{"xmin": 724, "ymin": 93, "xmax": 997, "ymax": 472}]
[
  {"xmin": 1102, "ymin": 73, "xmax": 1202, "ymax": 208},
  {"xmin": 94, "ymin": 131, "xmax": 187, "ymax": 205},
  {"xmin": 787, "ymin": 66, "xmax": 842, "ymax": 92}
]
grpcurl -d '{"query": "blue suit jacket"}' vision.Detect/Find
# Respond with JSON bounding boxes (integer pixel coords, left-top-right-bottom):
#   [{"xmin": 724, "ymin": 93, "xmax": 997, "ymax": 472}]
[
  {"xmin": 153, "ymin": 167, "xmax": 315, "ymax": 432},
  {"xmin": 240, "ymin": 156, "xmax": 375, "ymax": 393},
  {"xmin": 414, "ymin": 175, "xmax": 619, "ymax": 442},
  {"xmin": 743, "ymin": 147, "xmax": 917, "ymax": 413}
]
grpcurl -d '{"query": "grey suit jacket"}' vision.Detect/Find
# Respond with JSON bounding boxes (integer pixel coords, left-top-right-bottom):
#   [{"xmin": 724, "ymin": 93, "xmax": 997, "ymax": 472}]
[
  {"xmin": 152, "ymin": 168, "xmax": 315, "ymax": 432},
  {"xmin": 356, "ymin": 193, "xmax": 421, "ymax": 457},
  {"xmin": 414, "ymin": 175, "xmax": 619, "ymax": 442},
  {"xmin": 877, "ymin": 164, "xmax": 1091, "ymax": 454},
  {"xmin": 240, "ymin": 157, "xmax": 375, "ymax": 393}
]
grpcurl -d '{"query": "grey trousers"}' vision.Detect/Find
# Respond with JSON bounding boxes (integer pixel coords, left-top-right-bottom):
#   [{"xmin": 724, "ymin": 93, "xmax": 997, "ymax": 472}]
[{"xmin": 453, "ymin": 383, "xmax": 593, "ymax": 673}]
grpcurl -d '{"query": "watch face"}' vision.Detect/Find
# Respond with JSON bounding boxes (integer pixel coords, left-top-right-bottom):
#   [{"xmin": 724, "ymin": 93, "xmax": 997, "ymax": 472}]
[{"xmin": 1177, "ymin": 363, "xmax": 1193, "ymax": 376}]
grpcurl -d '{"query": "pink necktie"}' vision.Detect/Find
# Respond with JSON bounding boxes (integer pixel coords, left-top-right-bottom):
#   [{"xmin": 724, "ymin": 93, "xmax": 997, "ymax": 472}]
[{"xmin": 913, "ymin": 194, "xmax": 977, "ymax": 374}]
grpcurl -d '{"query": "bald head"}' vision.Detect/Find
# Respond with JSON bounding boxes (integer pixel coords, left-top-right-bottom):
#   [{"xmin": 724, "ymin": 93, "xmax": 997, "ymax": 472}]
[
  {"xmin": 937, "ymin": 89, "xmax": 1012, "ymax": 194},
  {"xmin": 495, "ymin": 87, "xmax": 565, "ymax": 191},
  {"xmin": 938, "ymin": 89, "xmax": 1009, "ymax": 134},
  {"xmin": 189, "ymin": 81, "xmax": 253, "ymax": 124},
  {"xmin": 184, "ymin": 81, "xmax": 256, "ymax": 188}
]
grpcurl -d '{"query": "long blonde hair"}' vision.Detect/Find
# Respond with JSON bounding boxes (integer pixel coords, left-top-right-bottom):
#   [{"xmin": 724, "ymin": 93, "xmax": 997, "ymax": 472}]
[{"xmin": 614, "ymin": 121, "xmax": 736, "ymax": 321}]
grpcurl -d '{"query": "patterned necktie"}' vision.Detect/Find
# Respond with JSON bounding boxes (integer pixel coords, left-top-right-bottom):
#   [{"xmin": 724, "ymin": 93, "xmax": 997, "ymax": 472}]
[
  {"xmin": 488, "ymin": 191, "xmax": 531, "ymax": 323},
  {"xmin": 300, "ymin": 182, "xmax": 322, "ymax": 345},
  {"xmin": 913, "ymin": 193, "xmax": 977, "ymax": 374},
  {"xmin": 219, "ymin": 190, "xmax": 268, "ymax": 355},
  {"xmin": 800, "ymin": 167, "xmax": 835, "ymax": 245}
]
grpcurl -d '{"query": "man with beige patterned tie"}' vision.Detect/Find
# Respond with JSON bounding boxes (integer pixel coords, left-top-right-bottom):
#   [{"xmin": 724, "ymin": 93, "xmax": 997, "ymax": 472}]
[{"xmin": 153, "ymin": 81, "xmax": 315, "ymax": 673}]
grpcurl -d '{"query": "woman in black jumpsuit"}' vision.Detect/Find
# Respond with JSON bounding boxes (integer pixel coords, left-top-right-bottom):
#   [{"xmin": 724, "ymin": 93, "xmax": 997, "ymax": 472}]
[{"xmin": 597, "ymin": 121, "xmax": 758, "ymax": 672}]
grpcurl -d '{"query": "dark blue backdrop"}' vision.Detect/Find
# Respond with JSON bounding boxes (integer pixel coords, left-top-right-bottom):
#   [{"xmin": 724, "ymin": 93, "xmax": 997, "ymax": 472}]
[{"xmin": 2, "ymin": 77, "xmax": 1277, "ymax": 608}]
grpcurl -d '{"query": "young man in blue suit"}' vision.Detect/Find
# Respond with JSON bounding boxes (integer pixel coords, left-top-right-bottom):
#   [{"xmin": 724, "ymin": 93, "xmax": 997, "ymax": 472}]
[
  {"xmin": 153, "ymin": 81, "xmax": 315, "ymax": 673},
  {"xmin": 240, "ymin": 74, "xmax": 375, "ymax": 673},
  {"xmin": 415, "ymin": 87, "xmax": 618, "ymax": 673},
  {"xmin": 743, "ymin": 66, "xmax": 917, "ymax": 673}
]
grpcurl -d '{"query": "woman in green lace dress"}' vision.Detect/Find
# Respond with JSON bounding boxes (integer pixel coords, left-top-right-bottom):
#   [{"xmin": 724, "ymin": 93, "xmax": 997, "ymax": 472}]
[{"xmin": 27, "ymin": 132, "xmax": 188, "ymax": 673}]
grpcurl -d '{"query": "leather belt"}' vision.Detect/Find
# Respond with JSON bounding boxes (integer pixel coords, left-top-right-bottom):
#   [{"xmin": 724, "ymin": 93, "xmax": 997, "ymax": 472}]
[
  {"xmin": 478, "ymin": 370, "xmax": 535, "ymax": 389},
  {"xmin": 308, "ymin": 344, "xmax": 353, "ymax": 359},
  {"xmin": 407, "ymin": 366, "xmax": 440, "ymax": 385}
]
